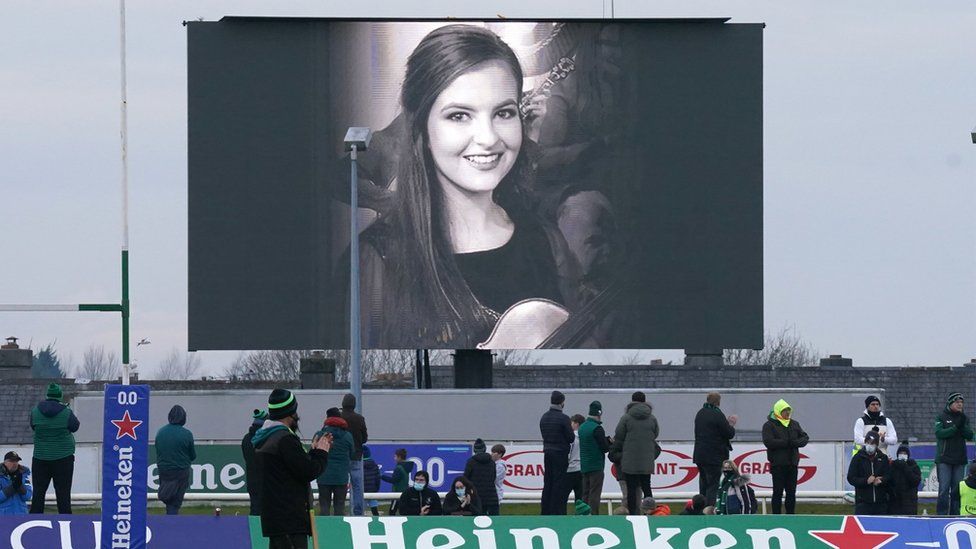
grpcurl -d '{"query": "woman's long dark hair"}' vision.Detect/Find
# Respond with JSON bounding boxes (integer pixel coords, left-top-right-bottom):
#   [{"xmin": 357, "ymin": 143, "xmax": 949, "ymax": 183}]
[{"xmin": 383, "ymin": 24, "xmax": 532, "ymax": 346}]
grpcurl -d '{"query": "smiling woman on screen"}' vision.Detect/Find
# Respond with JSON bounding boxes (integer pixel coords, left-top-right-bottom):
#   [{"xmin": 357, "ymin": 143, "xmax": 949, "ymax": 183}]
[{"xmin": 354, "ymin": 24, "xmax": 580, "ymax": 348}]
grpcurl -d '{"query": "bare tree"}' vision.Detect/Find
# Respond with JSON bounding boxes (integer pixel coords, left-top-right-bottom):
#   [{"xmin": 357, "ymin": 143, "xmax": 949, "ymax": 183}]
[
  {"xmin": 154, "ymin": 347, "xmax": 203, "ymax": 380},
  {"xmin": 76, "ymin": 344, "xmax": 121, "ymax": 380},
  {"xmin": 224, "ymin": 349, "xmax": 416, "ymax": 383},
  {"xmin": 724, "ymin": 326, "xmax": 820, "ymax": 368}
]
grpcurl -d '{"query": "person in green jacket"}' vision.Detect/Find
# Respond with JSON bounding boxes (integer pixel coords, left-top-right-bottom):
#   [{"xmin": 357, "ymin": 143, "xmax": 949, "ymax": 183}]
[
  {"xmin": 29, "ymin": 383, "xmax": 80, "ymax": 514},
  {"xmin": 578, "ymin": 400, "xmax": 611, "ymax": 514},
  {"xmin": 935, "ymin": 392, "xmax": 975, "ymax": 515},
  {"xmin": 315, "ymin": 408, "xmax": 354, "ymax": 515},
  {"xmin": 382, "ymin": 448, "xmax": 416, "ymax": 515},
  {"xmin": 155, "ymin": 405, "xmax": 196, "ymax": 515}
]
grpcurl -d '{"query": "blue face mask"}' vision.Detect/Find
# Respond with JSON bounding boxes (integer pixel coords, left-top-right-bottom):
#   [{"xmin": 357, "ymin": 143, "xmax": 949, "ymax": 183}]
[
  {"xmin": 455, "ymin": 488, "xmax": 466, "ymax": 498},
  {"xmin": 414, "ymin": 482, "xmax": 426, "ymax": 490}
]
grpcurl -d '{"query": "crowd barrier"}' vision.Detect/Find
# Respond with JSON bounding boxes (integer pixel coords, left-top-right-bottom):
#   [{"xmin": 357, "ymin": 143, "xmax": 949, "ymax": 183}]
[{"xmin": 3, "ymin": 514, "xmax": 976, "ymax": 549}]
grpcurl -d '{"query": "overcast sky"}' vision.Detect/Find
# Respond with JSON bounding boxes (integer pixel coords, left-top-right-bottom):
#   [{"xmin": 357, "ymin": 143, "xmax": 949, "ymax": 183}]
[{"xmin": 1, "ymin": 0, "xmax": 973, "ymax": 377}]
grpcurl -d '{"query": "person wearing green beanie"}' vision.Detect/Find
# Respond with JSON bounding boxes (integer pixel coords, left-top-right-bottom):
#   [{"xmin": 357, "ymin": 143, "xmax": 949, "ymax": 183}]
[
  {"xmin": 241, "ymin": 408, "xmax": 268, "ymax": 516},
  {"xmin": 935, "ymin": 392, "xmax": 975, "ymax": 515},
  {"xmin": 579, "ymin": 400, "xmax": 611, "ymax": 514},
  {"xmin": 29, "ymin": 383, "xmax": 80, "ymax": 514}
]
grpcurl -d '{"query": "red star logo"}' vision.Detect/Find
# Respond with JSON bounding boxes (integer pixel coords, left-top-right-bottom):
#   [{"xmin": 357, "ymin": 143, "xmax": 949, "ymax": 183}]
[
  {"xmin": 809, "ymin": 516, "xmax": 898, "ymax": 549},
  {"xmin": 111, "ymin": 410, "xmax": 143, "ymax": 441}
]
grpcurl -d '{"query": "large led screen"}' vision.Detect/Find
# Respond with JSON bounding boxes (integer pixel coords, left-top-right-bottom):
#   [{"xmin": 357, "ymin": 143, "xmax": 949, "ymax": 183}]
[{"xmin": 188, "ymin": 18, "xmax": 763, "ymax": 350}]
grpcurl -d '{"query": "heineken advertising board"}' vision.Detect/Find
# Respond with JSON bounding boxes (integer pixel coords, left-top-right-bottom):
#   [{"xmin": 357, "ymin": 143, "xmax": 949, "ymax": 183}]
[{"xmin": 4, "ymin": 515, "xmax": 976, "ymax": 548}]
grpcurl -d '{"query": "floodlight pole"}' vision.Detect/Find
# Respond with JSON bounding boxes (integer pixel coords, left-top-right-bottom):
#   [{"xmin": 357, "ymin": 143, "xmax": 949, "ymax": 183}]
[
  {"xmin": 349, "ymin": 145, "xmax": 362, "ymax": 412},
  {"xmin": 344, "ymin": 126, "xmax": 372, "ymax": 414}
]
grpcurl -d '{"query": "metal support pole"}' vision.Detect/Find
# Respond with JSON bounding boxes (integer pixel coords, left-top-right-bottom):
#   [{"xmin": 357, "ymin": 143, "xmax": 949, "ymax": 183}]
[{"xmin": 349, "ymin": 146, "xmax": 362, "ymax": 412}]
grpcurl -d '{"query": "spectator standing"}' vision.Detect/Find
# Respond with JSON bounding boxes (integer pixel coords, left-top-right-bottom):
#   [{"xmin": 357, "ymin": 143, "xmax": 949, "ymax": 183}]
[
  {"xmin": 443, "ymin": 476, "xmax": 482, "ymax": 516},
  {"xmin": 539, "ymin": 390, "xmax": 574, "ymax": 515},
  {"xmin": 491, "ymin": 444, "xmax": 507, "ymax": 513},
  {"xmin": 362, "ymin": 445, "xmax": 381, "ymax": 516},
  {"xmin": 888, "ymin": 442, "xmax": 921, "ymax": 515},
  {"xmin": 693, "ymin": 392, "xmax": 737, "ymax": 506},
  {"xmin": 579, "ymin": 400, "xmax": 611, "ymax": 514},
  {"xmin": 564, "ymin": 414, "xmax": 585, "ymax": 506},
  {"xmin": 315, "ymin": 408, "xmax": 354, "ymax": 516},
  {"xmin": 396, "ymin": 471, "xmax": 442, "ymax": 516},
  {"xmin": 0, "ymin": 451, "xmax": 32, "ymax": 515},
  {"xmin": 253, "ymin": 388, "xmax": 331, "ymax": 549},
  {"xmin": 381, "ymin": 448, "xmax": 415, "ymax": 516},
  {"xmin": 854, "ymin": 395, "xmax": 898, "ymax": 454},
  {"xmin": 341, "ymin": 393, "xmax": 368, "ymax": 516},
  {"xmin": 465, "ymin": 438, "xmax": 499, "ymax": 515},
  {"xmin": 155, "ymin": 405, "xmax": 197, "ymax": 515},
  {"xmin": 29, "ymin": 383, "xmax": 79, "ymax": 514},
  {"xmin": 847, "ymin": 431, "xmax": 890, "ymax": 515},
  {"xmin": 613, "ymin": 391, "xmax": 659, "ymax": 515},
  {"xmin": 761, "ymin": 399, "xmax": 809, "ymax": 515},
  {"xmin": 715, "ymin": 460, "xmax": 757, "ymax": 515},
  {"xmin": 960, "ymin": 463, "xmax": 976, "ymax": 516},
  {"xmin": 242, "ymin": 408, "xmax": 269, "ymax": 516},
  {"xmin": 935, "ymin": 392, "xmax": 975, "ymax": 515}
]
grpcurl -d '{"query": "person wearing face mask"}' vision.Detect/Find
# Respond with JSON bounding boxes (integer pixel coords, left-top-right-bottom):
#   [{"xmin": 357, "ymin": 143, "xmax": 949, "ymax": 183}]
[
  {"xmin": 396, "ymin": 471, "xmax": 442, "ymax": 516},
  {"xmin": 887, "ymin": 442, "xmax": 921, "ymax": 515},
  {"xmin": 935, "ymin": 393, "xmax": 975, "ymax": 515},
  {"xmin": 715, "ymin": 460, "xmax": 757, "ymax": 515},
  {"xmin": 853, "ymin": 395, "xmax": 898, "ymax": 455},
  {"xmin": 847, "ymin": 430, "xmax": 890, "ymax": 515},
  {"xmin": 443, "ymin": 476, "xmax": 482, "ymax": 516},
  {"xmin": 253, "ymin": 389, "xmax": 332, "ymax": 549}
]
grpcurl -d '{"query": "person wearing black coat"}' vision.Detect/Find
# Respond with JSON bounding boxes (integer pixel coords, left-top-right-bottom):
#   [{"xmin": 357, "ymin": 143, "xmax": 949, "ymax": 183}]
[
  {"xmin": 847, "ymin": 431, "xmax": 890, "ymax": 515},
  {"xmin": 396, "ymin": 471, "xmax": 442, "ymax": 516},
  {"xmin": 761, "ymin": 399, "xmax": 809, "ymax": 515},
  {"xmin": 362, "ymin": 445, "xmax": 381, "ymax": 516},
  {"xmin": 241, "ymin": 409, "xmax": 268, "ymax": 516},
  {"xmin": 464, "ymin": 439, "xmax": 500, "ymax": 515},
  {"xmin": 888, "ymin": 442, "xmax": 921, "ymax": 515},
  {"xmin": 539, "ymin": 391, "xmax": 574, "ymax": 515},
  {"xmin": 443, "ymin": 476, "xmax": 482, "ymax": 516},
  {"xmin": 693, "ymin": 392, "xmax": 737, "ymax": 506},
  {"xmin": 254, "ymin": 389, "xmax": 331, "ymax": 549}
]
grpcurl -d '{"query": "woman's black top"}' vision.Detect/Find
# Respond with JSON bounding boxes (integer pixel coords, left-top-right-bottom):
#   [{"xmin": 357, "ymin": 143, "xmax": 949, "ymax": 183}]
[{"xmin": 454, "ymin": 220, "xmax": 563, "ymax": 315}]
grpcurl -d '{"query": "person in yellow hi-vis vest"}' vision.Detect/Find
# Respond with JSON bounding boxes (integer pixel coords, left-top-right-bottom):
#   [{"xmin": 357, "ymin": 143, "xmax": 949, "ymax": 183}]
[{"xmin": 959, "ymin": 463, "xmax": 976, "ymax": 516}]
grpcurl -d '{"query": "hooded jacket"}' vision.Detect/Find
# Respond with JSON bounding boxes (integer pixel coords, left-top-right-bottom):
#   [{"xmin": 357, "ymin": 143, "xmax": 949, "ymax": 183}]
[
  {"xmin": 0, "ymin": 464, "xmax": 32, "ymax": 516},
  {"xmin": 540, "ymin": 405, "xmax": 574, "ymax": 454},
  {"xmin": 29, "ymin": 399, "xmax": 80, "ymax": 461},
  {"xmin": 847, "ymin": 447, "xmax": 891, "ymax": 506},
  {"xmin": 315, "ymin": 417, "xmax": 355, "ymax": 485},
  {"xmin": 854, "ymin": 409, "xmax": 898, "ymax": 452},
  {"xmin": 888, "ymin": 447, "xmax": 921, "ymax": 515},
  {"xmin": 241, "ymin": 421, "xmax": 263, "ymax": 515},
  {"xmin": 935, "ymin": 405, "xmax": 975, "ymax": 465},
  {"xmin": 155, "ymin": 405, "xmax": 196, "ymax": 472},
  {"xmin": 252, "ymin": 420, "xmax": 328, "ymax": 537},
  {"xmin": 362, "ymin": 448, "xmax": 381, "ymax": 493},
  {"xmin": 397, "ymin": 484, "xmax": 443, "ymax": 516},
  {"xmin": 464, "ymin": 451, "xmax": 499, "ymax": 509},
  {"xmin": 716, "ymin": 472, "xmax": 757, "ymax": 515},
  {"xmin": 761, "ymin": 399, "xmax": 809, "ymax": 467},
  {"xmin": 381, "ymin": 459, "xmax": 416, "ymax": 493},
  {"xmin": 613, "ymin": 402, "xmax": 660, "ymax": 475},
  {"xmin": 693, "ymin": 403, "xmax": 736, "ymax": 466},
  {"xmin": 340, "ymin": 394, "xmax": 368, "ymax": 461}
]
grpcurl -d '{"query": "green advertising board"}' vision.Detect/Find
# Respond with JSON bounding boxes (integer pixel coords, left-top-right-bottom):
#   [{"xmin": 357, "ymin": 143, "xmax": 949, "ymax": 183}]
[
  {"xmin": 148, "ymin": 443, "xmax": 248, "ymax": 493},
  {"xmin": 246, "ymin": 515, "xmax": 976, "ymax": 549}
]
